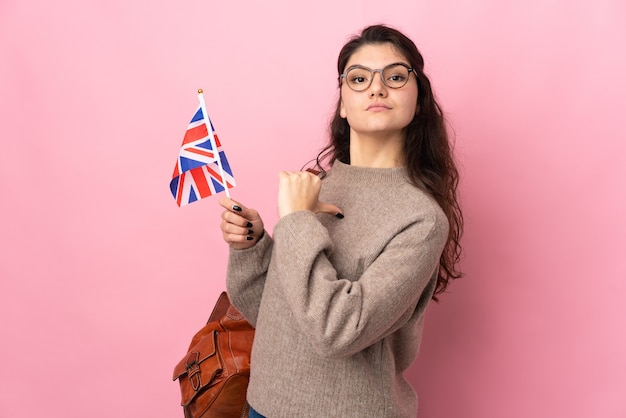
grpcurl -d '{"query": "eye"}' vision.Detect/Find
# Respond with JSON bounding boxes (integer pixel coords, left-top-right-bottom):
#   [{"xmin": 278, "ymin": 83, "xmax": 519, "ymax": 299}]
[
  {"xmin": 347, "ymin": 68, "xmax": 371, "ymax": 85},
  {"xmin": 382, "ymin": 64, "xmax": 411, "ymax": 87},
  {"xmin": 388, "ymin": 74, "xmax": 407, "ymax": 82}
]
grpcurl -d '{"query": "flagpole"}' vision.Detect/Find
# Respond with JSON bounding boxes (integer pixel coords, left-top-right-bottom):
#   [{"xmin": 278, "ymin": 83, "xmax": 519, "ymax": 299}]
[{"xmin": 197, "ymin": 89, "xmax": 231, "ymax": 199}]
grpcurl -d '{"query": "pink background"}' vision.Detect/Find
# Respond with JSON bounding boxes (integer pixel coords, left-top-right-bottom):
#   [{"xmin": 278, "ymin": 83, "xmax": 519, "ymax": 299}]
[{"xmin": 1, "ymin": 1, "xmax": 625, "ymax": 417}]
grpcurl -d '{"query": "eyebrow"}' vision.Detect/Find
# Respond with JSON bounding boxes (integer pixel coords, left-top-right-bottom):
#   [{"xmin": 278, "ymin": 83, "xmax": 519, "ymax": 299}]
[{"xmin": 344, "ymin": 62, "xmax": 411, "ymax": 71}]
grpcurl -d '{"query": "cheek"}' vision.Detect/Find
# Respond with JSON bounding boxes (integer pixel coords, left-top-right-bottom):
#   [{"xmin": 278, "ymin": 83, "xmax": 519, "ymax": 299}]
[
  {"xmin": 400, "ymin": 94, "xmax": 419, "ymax": 122},
  {"xmin": 407, "ymin": 91, "xmax": 419, "ymax": 115}
]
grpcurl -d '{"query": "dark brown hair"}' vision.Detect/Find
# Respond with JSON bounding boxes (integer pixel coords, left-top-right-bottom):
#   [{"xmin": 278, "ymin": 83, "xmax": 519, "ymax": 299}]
[{"xmin": 315, "ymin": 24, "xmax": 463, "ymax": 299}]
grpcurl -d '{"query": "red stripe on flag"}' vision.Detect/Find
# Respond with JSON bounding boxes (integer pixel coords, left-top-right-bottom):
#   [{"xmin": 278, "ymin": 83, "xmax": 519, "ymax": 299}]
[
  {"xmin": 207, "ymin": 163, "xmax": 235, "ymax": 188},
  {"xmin": 182, "ymin": 125, "xmax": 209, "ymax": 145},
  {"xmin": 205, "ymin": 165, "xmax": 223, "ymax": 184},
  {"xmin": 184, "ymin": 148, "xmax": 215, "ymax": 159},
  {"xmin": 190, "ymin": 167, "xmax": 212, "ymax": 198},
  {"xmin": 176, "ymin": 172, "xmax": 185, "ymax": 207}
]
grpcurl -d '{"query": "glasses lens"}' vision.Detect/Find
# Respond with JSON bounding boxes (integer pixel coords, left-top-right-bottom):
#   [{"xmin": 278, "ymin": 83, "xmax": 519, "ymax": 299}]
[
  {"xmin": 346, "ymin": 67, "xmax": 372, "ymax": 91},
  {"xmin": 382, "ymin": 64, "xmax": 410, "ymax": 89}
]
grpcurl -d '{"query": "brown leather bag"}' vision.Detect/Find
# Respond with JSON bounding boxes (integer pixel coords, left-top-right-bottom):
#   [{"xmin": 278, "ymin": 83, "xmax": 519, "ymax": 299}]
[{"xmin": 173, "ymin": 292, "xmax": 255, "ymax": 418}]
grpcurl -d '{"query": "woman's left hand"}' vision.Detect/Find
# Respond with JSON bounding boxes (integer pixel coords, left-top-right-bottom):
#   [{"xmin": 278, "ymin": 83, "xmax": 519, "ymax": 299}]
[
  {"xmin": 277, "ymin": 171, "xmax": 344, "ymax": 218},
  {"xmin": 218, "ymin": 197, "xmax": 264, "ymax": 250}
]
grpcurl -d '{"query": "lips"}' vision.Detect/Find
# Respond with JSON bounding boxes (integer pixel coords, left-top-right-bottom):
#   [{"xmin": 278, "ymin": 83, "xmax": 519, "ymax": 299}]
[{"xmin": 366, "ymin": 102, "xmax": 390, "ymax": 111}]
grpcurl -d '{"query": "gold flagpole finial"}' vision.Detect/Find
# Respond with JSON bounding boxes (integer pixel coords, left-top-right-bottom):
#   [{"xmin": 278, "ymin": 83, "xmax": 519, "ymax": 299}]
[{"xmin": 198, "ymin": 88, "xmax": 203, "ymax": 94}]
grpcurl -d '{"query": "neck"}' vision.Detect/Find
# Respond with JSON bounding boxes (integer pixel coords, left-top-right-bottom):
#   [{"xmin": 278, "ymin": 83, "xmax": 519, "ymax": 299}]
[{"xmin": 349, "ymin": 131, "xmax": 406, "ymax": 168}]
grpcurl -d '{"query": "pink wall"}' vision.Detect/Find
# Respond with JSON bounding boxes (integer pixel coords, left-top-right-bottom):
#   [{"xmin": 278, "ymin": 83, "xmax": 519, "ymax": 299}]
[{"xmin": 1, "ymin": 1, "xmax": 625, "ymax": 417}]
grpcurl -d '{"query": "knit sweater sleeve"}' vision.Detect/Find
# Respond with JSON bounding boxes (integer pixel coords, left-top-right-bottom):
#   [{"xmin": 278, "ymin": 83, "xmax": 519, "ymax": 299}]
[
  {"xmin": 225, "ymin": 231, "xmax": 274, "ymax": 327},
  {"xmin": 271, "ymin": 209, "xmax": 448, "ymax": 358}
]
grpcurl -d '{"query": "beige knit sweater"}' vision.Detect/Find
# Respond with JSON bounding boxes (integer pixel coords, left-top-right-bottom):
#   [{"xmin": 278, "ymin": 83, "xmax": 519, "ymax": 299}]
[{"xmin": 226, "ymin": 161, "xmax": 449, "ymax": 418}]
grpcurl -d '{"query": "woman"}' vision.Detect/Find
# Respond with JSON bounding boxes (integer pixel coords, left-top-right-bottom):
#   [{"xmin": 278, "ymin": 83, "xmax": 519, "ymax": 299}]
[{"xmin": 219, "ymin": 24, "xmax": 463, "ymax": 418}]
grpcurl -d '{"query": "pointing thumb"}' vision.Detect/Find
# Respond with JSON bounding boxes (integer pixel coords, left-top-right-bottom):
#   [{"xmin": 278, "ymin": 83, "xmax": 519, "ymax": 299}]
[{"xmin": 314, "ymin": 202, "xmax": 345, "ymax": 219}]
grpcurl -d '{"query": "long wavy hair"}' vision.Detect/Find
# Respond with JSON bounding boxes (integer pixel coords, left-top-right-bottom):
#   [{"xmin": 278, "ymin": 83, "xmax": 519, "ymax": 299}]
[{"xmin": 315, "ymin": 24, "xmax": 463, "ymax": 299}]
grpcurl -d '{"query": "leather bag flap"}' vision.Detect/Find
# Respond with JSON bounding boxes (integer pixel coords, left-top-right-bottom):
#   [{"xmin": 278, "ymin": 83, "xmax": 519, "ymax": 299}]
[{"xmin": 172, "ymin": 329, "xmax": 223, "ymax": 406}]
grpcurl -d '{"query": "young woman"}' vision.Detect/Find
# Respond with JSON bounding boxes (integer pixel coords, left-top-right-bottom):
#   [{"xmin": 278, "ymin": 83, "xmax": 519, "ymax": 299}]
[{"xmin": 219, "ymin": 24, "xmax": 463, "ymax": 418}]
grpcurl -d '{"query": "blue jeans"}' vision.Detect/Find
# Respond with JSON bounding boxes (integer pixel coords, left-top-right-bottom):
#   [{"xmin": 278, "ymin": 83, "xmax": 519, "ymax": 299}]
[{"xmin": 248, "ymin": 405, "xmax": 266, "ymax": 418}]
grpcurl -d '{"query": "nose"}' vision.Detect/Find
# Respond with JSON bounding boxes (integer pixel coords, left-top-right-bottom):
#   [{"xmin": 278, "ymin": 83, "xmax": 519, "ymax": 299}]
[{"xmin": 369, "ymin": 71, "xmax": 387, "ymax": 97}]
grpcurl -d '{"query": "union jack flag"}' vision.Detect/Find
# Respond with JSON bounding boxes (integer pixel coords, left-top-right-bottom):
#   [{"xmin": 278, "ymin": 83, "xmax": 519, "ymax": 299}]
[{"xmin": 170, "ymin": 95, "xmax": 236, "ymax": 206}]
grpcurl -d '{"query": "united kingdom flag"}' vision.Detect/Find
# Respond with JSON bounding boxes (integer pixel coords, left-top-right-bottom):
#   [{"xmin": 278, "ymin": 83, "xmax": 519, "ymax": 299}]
[{"xmin": 170, "ymin": 97, "xmax": 236, "ymax": 206}]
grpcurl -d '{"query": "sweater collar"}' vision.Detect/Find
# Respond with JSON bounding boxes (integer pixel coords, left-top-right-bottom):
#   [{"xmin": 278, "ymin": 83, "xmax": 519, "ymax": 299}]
[{"xmin": 331, "ymin": 160, "xmax": 410, "ymax": 184}]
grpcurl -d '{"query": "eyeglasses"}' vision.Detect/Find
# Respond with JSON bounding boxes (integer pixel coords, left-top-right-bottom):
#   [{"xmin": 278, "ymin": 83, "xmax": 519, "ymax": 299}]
[{"xmin": 340, "ymin": 63, "xmax": 414, "ymax": 92}]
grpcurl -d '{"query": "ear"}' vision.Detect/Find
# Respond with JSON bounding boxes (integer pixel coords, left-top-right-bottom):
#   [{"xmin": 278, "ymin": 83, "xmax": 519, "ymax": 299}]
[{"xmin": 340, "ymin": 99, "xmax": 347, "ymax": 119}]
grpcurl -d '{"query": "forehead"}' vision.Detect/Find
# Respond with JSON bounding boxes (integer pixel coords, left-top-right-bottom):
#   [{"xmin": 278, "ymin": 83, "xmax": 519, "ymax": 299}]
[{"xmin": 344, "ymin": 43, "xmax": 409, "ymax": 70}]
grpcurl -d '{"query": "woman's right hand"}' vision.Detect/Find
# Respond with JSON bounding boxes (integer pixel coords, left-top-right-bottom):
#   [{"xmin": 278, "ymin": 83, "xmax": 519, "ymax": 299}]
[{"xmin": 219, "ymin": 197, "xmax": 264, "ymax": 250}]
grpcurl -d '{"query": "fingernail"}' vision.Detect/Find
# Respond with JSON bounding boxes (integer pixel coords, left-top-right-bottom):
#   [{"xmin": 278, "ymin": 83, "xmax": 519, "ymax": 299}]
[
  {"xmin": 246, "ymin": 236, "xmax": 254, "ymax": 241},
  {"xmin": 246, "ymin": 222, "xmax": 253, "ymax": 228},
  {"xmin": 335, "ymin": 213, "xmax": 344, "ymax": 219},
  {"xmin": 247, "ymin": 229, "xmax": 254, "ymax": 235},
  {"xmin": 233, "ymin": 205, "xmax": 242, "ymax": 212}
]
